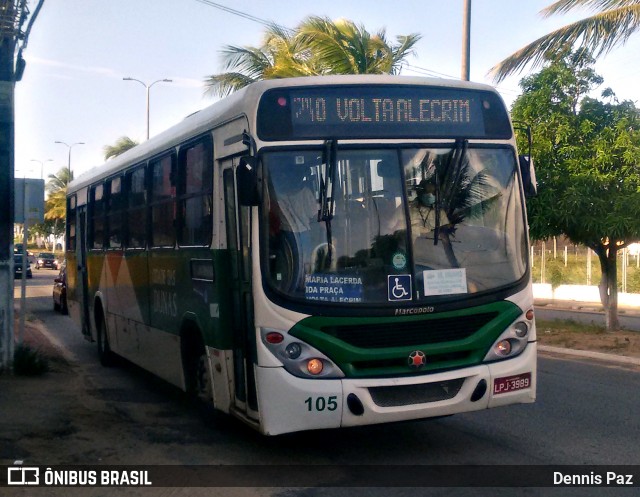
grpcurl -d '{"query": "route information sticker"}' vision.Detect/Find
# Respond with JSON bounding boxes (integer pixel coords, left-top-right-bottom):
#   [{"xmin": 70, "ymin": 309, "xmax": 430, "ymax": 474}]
[{"xmin": 423, "ymin": 268, "xmax": 467, "ymax": 296}]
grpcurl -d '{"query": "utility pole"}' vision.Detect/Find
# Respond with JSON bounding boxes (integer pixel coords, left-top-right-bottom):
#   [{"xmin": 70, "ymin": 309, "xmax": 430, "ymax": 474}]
[
  {"xmin": 0, "ymin": 1, "xmax": 22, "ymax": 371},
  {"xmin": 461, "ymin": 0, "xmax": 471, "ymax": 81},
  {"xmin": 0, "ymin": 0, "xmax": 45, "ymax": 371}
]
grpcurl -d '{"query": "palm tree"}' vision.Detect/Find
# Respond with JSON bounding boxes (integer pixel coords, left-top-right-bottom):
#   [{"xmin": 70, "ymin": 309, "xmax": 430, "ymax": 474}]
[
  {"xmin": 103, "ymin": 136, "xmax": 139, "ymax": 161},
  {"xmin": 44, "ymin": 167, "xmax": 71, "ymax": 220},
  {"xmin": 491, "ymin": 0, "xmax": 640, "ymax": 82},
  {"xmin": 205, "ymin": 24, "xmax": 316, "ymax": 98},
  {"xmin": 297, "ymin": 16, "xmax": 420, "ymax": 75},
  {"xmin": 204, "ymin": 17, "xmax": 421, "ymax": 97},
  {"xmin": 43, "ymin": 166, "xmax": 72, "ymax": 247}
]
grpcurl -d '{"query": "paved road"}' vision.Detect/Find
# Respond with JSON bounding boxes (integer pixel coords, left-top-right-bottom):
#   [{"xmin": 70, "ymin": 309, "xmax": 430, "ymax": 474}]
[{"xmin": 6, "ymin": 271, "xmax": 640, "ymax": 496}]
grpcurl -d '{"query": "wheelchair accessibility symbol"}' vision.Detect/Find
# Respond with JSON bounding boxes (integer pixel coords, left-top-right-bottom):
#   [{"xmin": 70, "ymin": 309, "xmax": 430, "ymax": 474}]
[{"xmin": 388, "ymin": 275, "xmax": 412, "ymax": 301}]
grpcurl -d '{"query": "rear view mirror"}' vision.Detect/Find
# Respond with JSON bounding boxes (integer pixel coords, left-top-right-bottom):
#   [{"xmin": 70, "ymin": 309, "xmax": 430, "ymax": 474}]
[
  {"xmin": 519, "ymin": 155, "xmax": 537, "ymax": 197},
  {"xmin": 237, "ymin": 156, "xmax": 260, "ymax": 206}
]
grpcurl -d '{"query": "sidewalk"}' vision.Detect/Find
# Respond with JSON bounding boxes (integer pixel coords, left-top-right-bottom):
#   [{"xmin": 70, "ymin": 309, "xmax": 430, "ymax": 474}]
[{"xmin": 538, "ymin": 344, "xmax": 640, "ymax": 366}]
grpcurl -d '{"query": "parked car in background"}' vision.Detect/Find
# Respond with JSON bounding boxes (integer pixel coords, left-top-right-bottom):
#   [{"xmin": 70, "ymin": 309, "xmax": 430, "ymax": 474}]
[
  {"xmin": 36, "ymin": 252, "xmax": 59, "ymax": 270},
  {"xmin": 53, "ymin": 261, "xmax": 67, "ymax": 314},
  {"xmin": 14, "ymin": 254, "xmax": 33, "ymax": 279},
  {"xmin": 15, "ymin": 244, "xmax": 37, "ymax": 265}
]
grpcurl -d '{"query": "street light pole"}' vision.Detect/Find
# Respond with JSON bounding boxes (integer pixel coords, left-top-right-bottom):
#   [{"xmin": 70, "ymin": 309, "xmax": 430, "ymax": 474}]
[
  {"xmin": 122, "ymin": 77, "xmax": 173, "ymax": 140},
  {"xmin": 54, "ymin": 141, "xmax": 85, "ymax": 180},
  {"xmin": 461, "ymin": 0, "xmax": 471, "ymax": 81},
  {"xmin": 30, "ymin": 158, "xmax": 53, "ymax": 180}
]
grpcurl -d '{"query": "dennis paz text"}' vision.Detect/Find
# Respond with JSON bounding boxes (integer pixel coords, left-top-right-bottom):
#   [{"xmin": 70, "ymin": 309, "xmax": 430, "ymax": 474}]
[{"xmin": 554, "ymin": 472, "xmax": 634, "ymax": 486}]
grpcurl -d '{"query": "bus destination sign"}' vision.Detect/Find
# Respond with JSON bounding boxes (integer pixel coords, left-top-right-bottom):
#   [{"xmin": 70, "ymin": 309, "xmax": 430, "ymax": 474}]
[
  {"xmin": 257, "ymin": 86, "xmax": 512, "ymax": 141},
  {"xmin": 293, "ymin": 95, "xmax": 472, "ymax": 127}
]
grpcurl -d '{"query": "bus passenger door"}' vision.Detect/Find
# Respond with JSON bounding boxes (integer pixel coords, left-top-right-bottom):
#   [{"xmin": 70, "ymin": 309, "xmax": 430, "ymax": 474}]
[
  {"xmin": 76, "ymin": 206, "xmax": 91, "ymax": 338},
  {"xmin": 223, "ymin": 162, "xmax": 258, "ymax": 419}
]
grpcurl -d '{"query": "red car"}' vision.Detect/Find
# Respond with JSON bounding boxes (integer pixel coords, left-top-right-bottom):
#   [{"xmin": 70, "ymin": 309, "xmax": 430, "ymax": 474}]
[{"xmin": 52, "ymin": 261, "xmax": 67, "ymax": 314}]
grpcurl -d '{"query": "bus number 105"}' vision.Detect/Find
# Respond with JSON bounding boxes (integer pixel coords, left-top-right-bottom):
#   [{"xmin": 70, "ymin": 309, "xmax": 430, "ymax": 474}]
[{"xmin": 304, "ymin": 396, "xmax": 338, "ymax": 412}]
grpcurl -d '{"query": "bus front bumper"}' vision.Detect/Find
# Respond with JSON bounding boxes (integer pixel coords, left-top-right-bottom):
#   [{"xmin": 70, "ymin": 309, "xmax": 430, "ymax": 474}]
[{"xmin": 255, "ymin": 343, "xmax": 537, "ymax": 435}]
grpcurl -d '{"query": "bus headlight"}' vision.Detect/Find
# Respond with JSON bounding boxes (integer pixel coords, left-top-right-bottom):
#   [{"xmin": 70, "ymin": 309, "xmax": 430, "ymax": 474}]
[
  {"xmin": 495, "ymin": 339, "xmax": 512, "ymax": 356},
  {"xmin": 483, "ymin": 313, "xmax": 532, "ymax": 362},
  {"xmin": 261, "ymin": 328, "xmax": 344, "ymax": 379},
  {"xmin": 307, "ymin": 358, "xmax": 324, "ymax": 375},
  {"xmin": 285, "ymin": 342, "xmax": 302, "ymax": 359}
]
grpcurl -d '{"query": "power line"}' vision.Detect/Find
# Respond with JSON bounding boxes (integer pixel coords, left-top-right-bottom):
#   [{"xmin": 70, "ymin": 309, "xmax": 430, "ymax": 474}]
[
  {"xmin": 403, "ymin": 63, "xmax": 459, "ymax": 80},
  {"xmin": 193, "ymin": 0, "xmax": 293, "ymax": 33}
]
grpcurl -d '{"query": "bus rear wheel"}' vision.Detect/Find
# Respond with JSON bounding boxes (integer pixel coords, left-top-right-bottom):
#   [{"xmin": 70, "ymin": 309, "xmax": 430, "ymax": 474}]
[{"xmin": 96, "ymin": 313, "xmax": 116, "ymax": 367}]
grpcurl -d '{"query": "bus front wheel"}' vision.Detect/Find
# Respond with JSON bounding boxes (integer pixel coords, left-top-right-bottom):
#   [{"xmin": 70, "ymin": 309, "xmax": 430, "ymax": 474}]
[{"xmin": 183, "ymin": 332, "xmax": 213, "ymax": 405}]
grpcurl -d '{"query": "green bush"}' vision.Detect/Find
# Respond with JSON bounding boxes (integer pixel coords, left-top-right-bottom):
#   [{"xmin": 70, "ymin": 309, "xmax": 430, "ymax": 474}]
[{"xmin": 13, "ymin": 344, "xmax": 49, "ymax": 376}]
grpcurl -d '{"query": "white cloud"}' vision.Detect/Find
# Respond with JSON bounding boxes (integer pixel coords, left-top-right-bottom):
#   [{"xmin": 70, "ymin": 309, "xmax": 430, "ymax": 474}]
[{"xmin": 24, "ymin": 55, "xmax": 121, "ymax": 79}]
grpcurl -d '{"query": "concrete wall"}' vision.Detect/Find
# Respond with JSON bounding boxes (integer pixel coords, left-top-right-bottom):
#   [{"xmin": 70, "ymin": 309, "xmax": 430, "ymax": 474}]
[{"xmin": 533, "ymin": 284, "xmax": 640, "ymax": 307}]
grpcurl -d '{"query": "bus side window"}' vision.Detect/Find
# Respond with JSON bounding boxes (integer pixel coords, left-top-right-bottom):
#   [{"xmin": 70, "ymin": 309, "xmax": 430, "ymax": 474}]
[
  {"xmin": 106, "ymin": 176, "xmax": 124, "ymax": 249},
  {"xmin": 67, "ymin": 195, "xmax": 77, "ymax": 252},
  {"xmin": 89, "ymin": 184, "xmax": 105, "ymax": 250},
  {"xmin": 178, "ymin": 137, "xmax": 213, "ymax": 247},
  {"xmin": 126, "ymin": 166, "xmax": 147, "ymax": 249},
  {"xmin": 150, "ymin": 154, "xmax": 176, "ymax": 248}
]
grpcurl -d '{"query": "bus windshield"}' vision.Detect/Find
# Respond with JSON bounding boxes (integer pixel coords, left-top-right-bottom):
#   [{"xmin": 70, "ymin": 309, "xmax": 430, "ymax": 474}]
[{"xmin": 263, "ymin": 145, "xmax": 527, "ymax": 305}]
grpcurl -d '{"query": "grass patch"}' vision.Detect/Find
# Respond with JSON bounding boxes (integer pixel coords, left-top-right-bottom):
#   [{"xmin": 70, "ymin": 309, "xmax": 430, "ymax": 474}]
[
  {"xmin": 536, "ymin": 318, "xmax": 640, "ymax": 357},
  {"xmin": 13, "ymin": 344, "xmax": 50, "ymax": 376},
  {"xmin": 537, "ymin": 319, "xmax": 607, "ymax": 335}
]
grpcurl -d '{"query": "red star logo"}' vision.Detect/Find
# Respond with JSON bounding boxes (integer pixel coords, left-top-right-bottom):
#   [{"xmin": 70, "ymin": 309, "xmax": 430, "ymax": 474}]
[{"xmin": 408, "ymin": 351, "xmax": 426, "ymax": 368}]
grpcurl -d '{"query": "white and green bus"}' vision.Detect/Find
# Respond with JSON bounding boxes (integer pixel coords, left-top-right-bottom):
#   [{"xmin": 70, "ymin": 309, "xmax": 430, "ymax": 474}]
[{"xmin": 66, "ymin": 75, "xmax": 537, "ymax": 435}]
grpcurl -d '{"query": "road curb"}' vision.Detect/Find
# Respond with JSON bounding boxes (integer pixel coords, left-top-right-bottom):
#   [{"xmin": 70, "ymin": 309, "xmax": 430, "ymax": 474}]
[
  {"xmin": 538, "ymin": 345, "xmax": 640, "ymax": 366},
  {"xmin": 33, "ymin": 320, "xmax": 77, "ymax": 363}
]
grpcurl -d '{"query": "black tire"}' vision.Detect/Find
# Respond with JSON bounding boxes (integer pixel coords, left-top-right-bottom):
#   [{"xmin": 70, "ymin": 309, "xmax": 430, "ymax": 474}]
[
  {"xmin": 183, "ymin": 334, "xmax": 213, "ymax": 405},
  {"xmin": 60, "ymin": 295, "xmax": 68, "ymax": 315},
  {"xmin": 96, "ymin": 313, "xmax": 116, "ymax": 367},
  {"xmin": 53, "ymin": 300, "xmax": 60, "ymax": 312}
]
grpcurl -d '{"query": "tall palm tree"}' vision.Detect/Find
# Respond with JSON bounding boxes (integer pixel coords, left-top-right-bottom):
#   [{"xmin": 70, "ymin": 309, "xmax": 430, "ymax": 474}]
[
  {"xmin": 491, "ymin": 0, "xmax": 640, "ymax": 82},
  {"xmin": 205, "ymin": 24, "xmax": 316, "ymax": 98},
  {"xmin": 103, "ymin": 136, "xmax": 139, "ymax": 160},
  {"xmin": 204, "ymin": 17, "xmax": 421, "ymax": 97},
  {"xmin": 297, "ymin": 16, "xmax": 420, "ymax": 76},
  {"xmin": 44, "ymin": 167, "xmax": 71, "ymax": 224}
]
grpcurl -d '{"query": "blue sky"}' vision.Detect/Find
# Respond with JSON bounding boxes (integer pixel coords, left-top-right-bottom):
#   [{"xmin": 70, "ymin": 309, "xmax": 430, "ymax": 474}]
[{"xmin": 15, "ymin": 0, "xmax": 640, "ymax": 180}]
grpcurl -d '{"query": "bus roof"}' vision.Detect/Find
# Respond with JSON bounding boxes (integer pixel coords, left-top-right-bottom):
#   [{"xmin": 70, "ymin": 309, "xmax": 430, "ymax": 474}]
[{"xmin": 67, "ymin": 75, "xmax": 504, "ymax": 194}]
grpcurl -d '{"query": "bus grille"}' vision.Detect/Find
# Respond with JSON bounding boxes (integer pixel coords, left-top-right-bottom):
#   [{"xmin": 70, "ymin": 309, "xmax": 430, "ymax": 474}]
[
  {"xmin": 368, "ymin": 379, "xmax": 465, "ymax": 407},
  {"xmin": 352, "ymin": 351, "xmax": 470, "ymax": 372},
  {"xmin": 322, "ymin": 312, "xmax": 498, "ymax": 349}
]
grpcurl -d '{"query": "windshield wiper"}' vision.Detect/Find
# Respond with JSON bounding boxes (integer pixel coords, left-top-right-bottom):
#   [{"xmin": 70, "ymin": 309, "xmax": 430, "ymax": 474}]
[
  {"xmin": 318, "ymin": 139, "xmax": 337, "ymax": 263},
  {"xmin": 434, "ymin": 139, "xmax": 467, "ymax": 245}
]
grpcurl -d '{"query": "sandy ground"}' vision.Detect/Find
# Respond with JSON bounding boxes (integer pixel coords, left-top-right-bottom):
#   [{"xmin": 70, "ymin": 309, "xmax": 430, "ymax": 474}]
[{"xmin": 536, "ymin": 321, "xmax": 640, "ymax": 358}]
